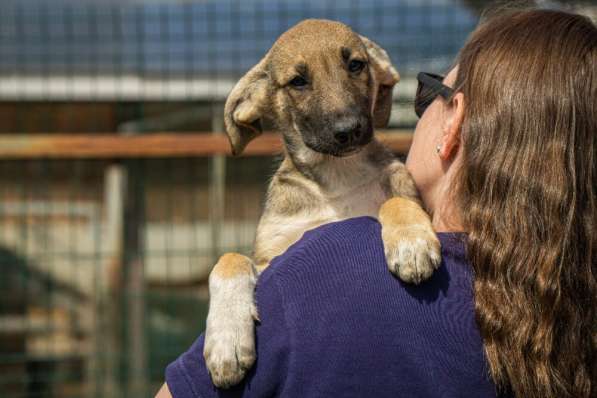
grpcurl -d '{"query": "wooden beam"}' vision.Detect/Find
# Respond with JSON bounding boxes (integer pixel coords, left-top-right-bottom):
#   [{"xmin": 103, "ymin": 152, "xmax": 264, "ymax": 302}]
[{"xmin": 0, "ymin": 130, "xmax": 413, "ymax": 159}]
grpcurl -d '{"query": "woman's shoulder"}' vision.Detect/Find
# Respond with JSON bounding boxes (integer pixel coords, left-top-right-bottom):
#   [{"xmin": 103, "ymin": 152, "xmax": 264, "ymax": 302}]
[
  {"xmin": 261, "ymin": 216, "xmax": 470, "ymax": 292},
  {"xmin": 258, "ymin": 216, "xmax": 384, "ymax": 293},
  {"xmin": 255, "ymin": 217, "xmax": 496, "ymax": 397},
  {"xmin": 257, "ymin": 215, "xmax": 475, "ymax": 329},
  {"xmin": 263, "ymin": 216, "xmax": 381, "ymax": 272}
]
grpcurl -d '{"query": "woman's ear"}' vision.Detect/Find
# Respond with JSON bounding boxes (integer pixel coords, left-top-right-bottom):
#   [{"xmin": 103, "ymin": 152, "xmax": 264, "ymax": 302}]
[
  {"xmin": 224, "ymin": 57, "xmax": 271, "ymax": 156},
  {"xmin": 439, "ymin": 92, "xmax": 465, "ymax": 161}
]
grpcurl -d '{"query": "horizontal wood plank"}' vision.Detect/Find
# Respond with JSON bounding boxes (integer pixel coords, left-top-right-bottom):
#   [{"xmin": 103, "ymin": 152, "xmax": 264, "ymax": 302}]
[{"xmin": 0, "ymin": 130, "xmax": 413, "ymax": 159}]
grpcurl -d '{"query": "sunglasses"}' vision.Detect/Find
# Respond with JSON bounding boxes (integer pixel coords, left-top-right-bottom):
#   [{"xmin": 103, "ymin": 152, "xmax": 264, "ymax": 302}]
[{"xmin": 415, "ymin": 72, "xmax": 455, "ymax": 118}]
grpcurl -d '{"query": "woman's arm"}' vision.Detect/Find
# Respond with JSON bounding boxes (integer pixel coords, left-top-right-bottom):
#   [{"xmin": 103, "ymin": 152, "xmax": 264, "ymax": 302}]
[{"xmin": 155, "ymin": 383, "xmax": 172, "ymax": 398}]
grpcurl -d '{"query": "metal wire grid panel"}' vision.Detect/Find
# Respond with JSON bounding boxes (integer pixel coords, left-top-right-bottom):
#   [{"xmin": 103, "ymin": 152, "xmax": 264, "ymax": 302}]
[
  {"xmin": 0, "ymin": 0, "xmax": 482, "ymax": 131},
  {"xmin": 0, "ymin": 0, "xmax": 594, "ymax": 397},
  {"xmin": 0, "ymin": 157, "xmax": 271, "ymax": 397}
]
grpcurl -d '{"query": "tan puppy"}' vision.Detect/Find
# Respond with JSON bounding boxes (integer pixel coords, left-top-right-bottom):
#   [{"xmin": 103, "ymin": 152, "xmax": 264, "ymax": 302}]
[{"xmin": 204, "ymin": 19, "xmax": 441, "ymax": 388}]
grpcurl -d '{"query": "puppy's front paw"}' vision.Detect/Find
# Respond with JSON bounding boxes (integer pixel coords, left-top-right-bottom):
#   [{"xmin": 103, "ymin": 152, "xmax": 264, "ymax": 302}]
[
  {"xmin": 203, "ymin": 254, "xmax": 259, "ymax": 388},
  {"xmin": 382, "ymin": 224, "xmax": 441, "ymax": 284},
  {"xmin": 204, "ymin": 298, "xmax": 259, "ymax": 388}
]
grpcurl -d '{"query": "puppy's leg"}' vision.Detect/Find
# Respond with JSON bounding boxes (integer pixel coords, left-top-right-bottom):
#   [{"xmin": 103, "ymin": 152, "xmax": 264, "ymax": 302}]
[
  {"xmin": 203, "ymin": 253, "xmax": 259, "ymax": 388},
  {"xmin": 380, "ymin": 161, "xmax": 441, "ymax": 284}
]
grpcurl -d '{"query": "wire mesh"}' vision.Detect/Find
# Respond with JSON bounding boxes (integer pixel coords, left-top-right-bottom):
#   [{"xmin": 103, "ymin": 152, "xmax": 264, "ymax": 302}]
[{"xmin": 0, "ymin": 0, "xmax": 594, "ymax": 397}]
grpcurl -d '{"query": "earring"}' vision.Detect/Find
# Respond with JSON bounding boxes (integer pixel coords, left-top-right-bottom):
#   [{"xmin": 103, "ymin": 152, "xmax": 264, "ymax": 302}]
[{"xmin": 436, "ymin": 145, "xmax": 442, "ymax": 154}]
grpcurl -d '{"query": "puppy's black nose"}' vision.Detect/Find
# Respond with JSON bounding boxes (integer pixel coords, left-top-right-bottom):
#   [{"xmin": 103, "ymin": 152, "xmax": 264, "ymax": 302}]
[{"xmin": 333, "ymin": 118, "xmax": 362, "ymax": 146}]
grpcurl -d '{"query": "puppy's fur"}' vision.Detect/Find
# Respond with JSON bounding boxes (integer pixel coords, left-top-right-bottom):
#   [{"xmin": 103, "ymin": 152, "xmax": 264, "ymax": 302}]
[{"xmin": 204, "ymin": 20, "xmax": 441, "ymax": 388}]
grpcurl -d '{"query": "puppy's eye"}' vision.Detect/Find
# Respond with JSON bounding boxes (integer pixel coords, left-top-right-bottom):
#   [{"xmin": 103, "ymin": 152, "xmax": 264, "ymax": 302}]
[
  {"xmin": 289, "ymin": 76, "xmax": 308, "ymax": 88},
  {"xmin": 348, "ymin": 60, "xmax": 366, "ymax": 73}
]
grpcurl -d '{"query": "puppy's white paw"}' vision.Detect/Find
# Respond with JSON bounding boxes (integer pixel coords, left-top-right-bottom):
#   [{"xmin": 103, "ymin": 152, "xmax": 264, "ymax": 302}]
[
  {"xmin": 203, "ymin": 270, "xmax": 258, "ymax": 388},
  {"xmin": 382, "ymin": 225, "xmax": 441, "ymax": 284}
]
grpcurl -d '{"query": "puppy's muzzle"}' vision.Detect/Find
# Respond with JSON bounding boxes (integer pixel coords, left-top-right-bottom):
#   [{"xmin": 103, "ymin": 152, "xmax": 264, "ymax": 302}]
[{"xmin": 332, "ymin": 115, "xmax": 372, "ymax": 154}]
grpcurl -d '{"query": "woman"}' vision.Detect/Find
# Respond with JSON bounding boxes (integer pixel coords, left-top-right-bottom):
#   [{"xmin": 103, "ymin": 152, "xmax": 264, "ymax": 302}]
[{"xmin": 157, "ymin": 8, "xmax": 595, "ymax": 398}]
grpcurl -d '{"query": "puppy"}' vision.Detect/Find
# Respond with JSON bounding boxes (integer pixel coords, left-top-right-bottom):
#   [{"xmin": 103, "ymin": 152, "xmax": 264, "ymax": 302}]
[{"xmin": 203, "ymin": 19, "xmax": 441, "ymax": 388}]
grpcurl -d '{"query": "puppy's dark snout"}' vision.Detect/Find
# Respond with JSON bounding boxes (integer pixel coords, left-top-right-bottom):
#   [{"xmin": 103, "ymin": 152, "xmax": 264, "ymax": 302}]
[{"xmin": 333, "ymin": 117, "xmax": 362, "ymax": 146}]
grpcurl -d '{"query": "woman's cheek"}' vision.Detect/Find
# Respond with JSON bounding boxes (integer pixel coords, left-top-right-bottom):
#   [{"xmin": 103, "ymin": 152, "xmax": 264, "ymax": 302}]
[
  {"xmin": 406, "ymin": 117, "xmax": 442, "ymax": 194},
  {"xmin": 405, "ymin": 136, "xmax": 429, "ymax": 191}
]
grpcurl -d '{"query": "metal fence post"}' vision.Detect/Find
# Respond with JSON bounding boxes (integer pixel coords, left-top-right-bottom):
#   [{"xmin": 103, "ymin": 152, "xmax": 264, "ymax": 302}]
[
  {"xmin": 121, "ymin": 159, "xmax": 147, "ymax": 397},
  {"xmin": 209, "ymin": 106, "xmax": 226, "ymax": 264},
  {"xmin": 102, "ymin": 164, "xmax": 126, "ymax": 397}
]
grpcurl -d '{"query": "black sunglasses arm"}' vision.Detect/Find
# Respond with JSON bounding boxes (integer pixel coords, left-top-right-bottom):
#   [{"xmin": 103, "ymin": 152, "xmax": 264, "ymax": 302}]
[{"xmin": 417, "ymin": 72, "xmax": 455, "ymax": 99}]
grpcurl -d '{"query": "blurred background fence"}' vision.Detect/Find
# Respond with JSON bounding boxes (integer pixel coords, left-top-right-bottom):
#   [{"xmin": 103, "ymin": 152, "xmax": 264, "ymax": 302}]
[{"xmin": 0, "ymin": 0, "xmax": 594, "ymax": 397}]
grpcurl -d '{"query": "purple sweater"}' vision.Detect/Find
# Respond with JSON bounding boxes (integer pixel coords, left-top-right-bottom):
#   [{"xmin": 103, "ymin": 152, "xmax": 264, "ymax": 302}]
[{"xmin": 166, "ymin": 217, "xmax": 502, "ymax": 397}]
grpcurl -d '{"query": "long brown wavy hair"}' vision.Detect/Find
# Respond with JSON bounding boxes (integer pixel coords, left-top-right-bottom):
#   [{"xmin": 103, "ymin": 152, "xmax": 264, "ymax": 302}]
[{"xmin": 453, "ymin": 8, "xmax": 596, "ymax": 398}]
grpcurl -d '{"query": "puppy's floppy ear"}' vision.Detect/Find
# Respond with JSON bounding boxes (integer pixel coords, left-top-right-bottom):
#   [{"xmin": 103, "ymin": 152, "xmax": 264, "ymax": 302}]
[
  {"xmin": 359, "ymin": 35, "xmax": 400, "ymax": 128},
  {"xmin": 224, "ymin": 58, "xmax": 271, "ymax": 156}
]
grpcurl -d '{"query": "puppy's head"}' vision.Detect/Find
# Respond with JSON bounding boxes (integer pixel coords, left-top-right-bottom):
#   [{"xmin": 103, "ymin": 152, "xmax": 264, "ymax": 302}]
[{"xmin": 224, "ymin": 19, "xmax": 399, "ymax": 157}]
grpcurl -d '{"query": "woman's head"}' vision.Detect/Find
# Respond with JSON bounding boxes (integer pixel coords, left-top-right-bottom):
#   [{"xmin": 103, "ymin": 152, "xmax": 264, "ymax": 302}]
[
  {"xmin": 410, "ymin": 8, "xmax": 596, "ymax": 398},
  {"xmin": 405, "ymin": 67, "xmax": 464, "ymax": 230}
]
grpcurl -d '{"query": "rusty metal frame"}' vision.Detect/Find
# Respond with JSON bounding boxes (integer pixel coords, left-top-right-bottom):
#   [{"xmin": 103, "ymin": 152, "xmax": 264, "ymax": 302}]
[{"xmin": 0, "ymin": 130, "xmax": 413, "ymax": 159}]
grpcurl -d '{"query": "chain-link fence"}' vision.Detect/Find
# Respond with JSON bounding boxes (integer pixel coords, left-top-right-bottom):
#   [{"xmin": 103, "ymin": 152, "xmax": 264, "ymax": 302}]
[{"xmin": 0, "ymin": 0, "xmax": 594, "ymax": 397}]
